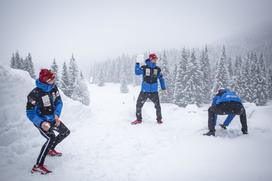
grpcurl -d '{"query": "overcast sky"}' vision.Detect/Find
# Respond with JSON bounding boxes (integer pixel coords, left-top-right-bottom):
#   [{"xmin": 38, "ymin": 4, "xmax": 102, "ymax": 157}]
[{"xmin": 0, "ymin": 0, "xmax": 272, "ymax": 71}]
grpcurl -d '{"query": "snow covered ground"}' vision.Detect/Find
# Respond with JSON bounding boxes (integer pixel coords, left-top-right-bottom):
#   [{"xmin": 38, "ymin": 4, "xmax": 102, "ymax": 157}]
[{"xmin": 0, "ymin": 65, "xmax": 272, "ymax": 181}]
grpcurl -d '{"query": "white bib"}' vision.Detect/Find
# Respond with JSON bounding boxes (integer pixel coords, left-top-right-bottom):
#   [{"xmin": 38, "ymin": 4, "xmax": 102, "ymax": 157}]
[{"xmin": 42, "ymin": 95, "xmax": 51, "ymax": 107}]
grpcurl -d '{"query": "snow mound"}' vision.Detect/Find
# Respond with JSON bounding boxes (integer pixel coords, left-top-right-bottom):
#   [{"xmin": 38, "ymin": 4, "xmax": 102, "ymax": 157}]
[{"xmin": 0, "ymin": 66, "xmax": 35, "ymax": 147}]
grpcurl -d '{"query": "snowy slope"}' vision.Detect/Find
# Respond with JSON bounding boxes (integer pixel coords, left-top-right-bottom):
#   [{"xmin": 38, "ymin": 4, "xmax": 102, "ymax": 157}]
[{"xmin": 0, "ymin": 65, "xmax": 272, "ymax": 181}]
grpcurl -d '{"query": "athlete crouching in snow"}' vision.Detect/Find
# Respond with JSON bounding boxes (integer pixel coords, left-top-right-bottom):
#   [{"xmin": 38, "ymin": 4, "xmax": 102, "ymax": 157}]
[
  {"xmin": 204, "ymin": 88, "xmax": 248, "ymax": 136},
  {"xmin": 131, "ymin": 53, "xmax": 166, "ymax": 125},
  {"xmin": 26, "ymin": 69, "xmax": 70, "ymax": 174}
]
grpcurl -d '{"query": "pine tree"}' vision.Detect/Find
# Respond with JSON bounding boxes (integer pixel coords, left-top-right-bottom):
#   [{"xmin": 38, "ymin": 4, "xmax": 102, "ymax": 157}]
[
  {"xmin": 72, "ymin": 72, "xmax": 90, "ymax": 106},
  {"xmin": 259, "ymin": 53, "xmax": 269, "ymax": 100},
  {"xmin": 120, "ymin": 63, "xmax": 129, "ymax": 93},
  {"xmin": 213, "ymin": 46, "xmax": 230, "ymax": 93},
  {"xmin": 98, "ymin": 69, "xmax": 105, "ymax": 87},
  {"xmin": 233, "ymin": 56, "xmax": 242, "ymax": 77},
  {"xmin": 171, "ymin": 64, "xmax": 178, "ymax": 103},
  {"xmin": 227, "ymin": 57, "xmax": 235, "ymax": 89},
  {"xmin": 126, "ymin": 56, "xmax": 135, "ymax": 84},
  {"xmin": 20, "ymin": 57, "xmax": 27, "ymax": 71},
  {"xmin": 51, "ymin": 59, "xmax": 60, "ymax": 86},
  {"xmin": 258, "ymin": 54, "xmax": 267, "ymax": 77},
  {"xmin": 112, "ymin": 58, "xmax": 121, "ymax": 83},
  {"xmin": 25, "ymin": 53, "xmax": 35, "ymax": 78},
  {"xmin": 14, "ymin": 51, "xmax": 22, "ymax": 69},
  {"xmin": 251, "ymin": 53, "xmax": 267, "ymax": 105},
  {"xmin": 236, "ymin": 53, "xmax": 254, "ymax": 102},
  {"xmin": 233, "ymin": 56, "xmax": 243, "ymax": 97},
  {"xmin": 172, "ymin": 63, "xmax": 178, "ymax": 88},
  {"xmin": 68, "ymin": 54, "xmax": 79, "ymax": 96},
  {"xmin": 267, "ymin": 68, "xmax": 272, "ymax": 100},
  {"xmin": 199, "ymin": 45, "xmax": 212, "ymax": 103},
  {"xmin": 10, "ymin": 53, "xmax": 16, "ymax": 68},
  {"xmin": 174, "ymin": 48, "xmax": 188, "ymax": 107},
  {"xmin": 61, "ymin": 62, "xmax": 70, "ymax": 96},
  {"xmin": 159, "ymin": 51, "xmax": 174, "ymax": 103},
  {"xmin": 228, "ymin": 57, "xmax": 233, "ymax": 78},
  {"xmin": 180, "ymin": 50, "xmax": 204, "ymax": 106}
]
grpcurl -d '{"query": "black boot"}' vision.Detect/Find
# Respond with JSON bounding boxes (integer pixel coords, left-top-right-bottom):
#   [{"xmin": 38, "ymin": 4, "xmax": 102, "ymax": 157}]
[
  {"xmin": 242, "ymin": 128, "xmax": 248, "ymax": 134},
  {"xmin": 157, "ymin": 118, "xmax": 163, "ymax": 124},
  {"xmin": 203, "ymin": 130, "xmax": 215, "ymax": 136},
  {"xmin": 219, "ymin": 124, "xmax": 227, "ymax": 129}
]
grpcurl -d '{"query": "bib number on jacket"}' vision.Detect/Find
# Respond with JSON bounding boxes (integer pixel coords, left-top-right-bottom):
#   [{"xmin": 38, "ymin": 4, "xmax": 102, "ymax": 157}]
[
  {"xmin": 42, "ymin": 95, "xmax": 51, "ymax": 107},
  {"xmin": 145, "ymin": 68, "xmax": 151, "ymax": 76}
]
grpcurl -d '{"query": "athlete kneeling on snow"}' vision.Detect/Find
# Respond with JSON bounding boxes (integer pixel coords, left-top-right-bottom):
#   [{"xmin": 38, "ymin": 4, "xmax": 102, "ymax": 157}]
[
  {"xmin": 204, "ymin": 88, "xmax": 248, "ymax": 136},
  {"xmin": 131, "ymin": 53, "xmax": 166, "ymax": 125},
  {"xmin": 26, "ymin": 69, "xmax": 70, "ymax": 174}
]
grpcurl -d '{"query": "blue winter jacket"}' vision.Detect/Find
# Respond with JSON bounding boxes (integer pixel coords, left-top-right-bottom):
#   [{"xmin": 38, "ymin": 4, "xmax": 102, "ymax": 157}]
[
  {"xmin": 26, "ymin": 79, "xmax": 63, "ymax": 128},
  {"xmin": 135, "ymin": 59, "xmax": 166, "ymax": 92},
  {"xmin": 212, "ymin": 89, "xmax": 241, "ymax": 106},
  {"xmin": 211, "ymin": 89, "xmax": 242, "ymax": 126}
]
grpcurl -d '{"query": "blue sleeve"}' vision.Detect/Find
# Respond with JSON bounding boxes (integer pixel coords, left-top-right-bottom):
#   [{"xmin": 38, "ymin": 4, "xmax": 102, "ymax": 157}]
[
  {"xmin": 223, "ymin": 114, "xmax": 235, "ymax": 126},
  {"xmin": 26, "ymin": 109, "xmax": 45, "ymax": 127},
  {"xmin": 54, "ymin": 97, "xmax": 63, "ymax": 117},
  {"xmin": 135, "ymin": 63, "xmax": 143, "ymax": 75},
  {"xmin": 212, "ymin": 96, "xmax": 219, "ymax": 106},
  {"xmin": 158, "ymin": 73, "xmax": 166, "ymax": 90}
]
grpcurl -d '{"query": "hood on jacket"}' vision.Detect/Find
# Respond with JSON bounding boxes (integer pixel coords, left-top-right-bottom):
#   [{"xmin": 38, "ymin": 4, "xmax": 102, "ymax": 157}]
[
  {"xmin": 221, "ymin": 88, "xmax": 233, "ymax": 94},
  {"xmin": 36, "ymin": 79, "xmax": 54, "ymax": 93},
  {"xmin": 217, "ymin": 88, "xmax": 231, "ymax": 96},
  {"xmin": 145, "ymin": 59, "xmax": 156, "ymax": 68}
]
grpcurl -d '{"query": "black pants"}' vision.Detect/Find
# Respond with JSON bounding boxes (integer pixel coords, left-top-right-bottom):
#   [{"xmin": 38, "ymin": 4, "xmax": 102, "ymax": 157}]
[
  {"xmin": 208, "ymin": 102, "xmax": 248, "ymax": 132},
  {"xmin": 36, "ymin": 121, "xmax": 70, "ymax": 165},
  {"xmin": 136, "ymin": 92, "xmax": 162, "ymax": 121}
]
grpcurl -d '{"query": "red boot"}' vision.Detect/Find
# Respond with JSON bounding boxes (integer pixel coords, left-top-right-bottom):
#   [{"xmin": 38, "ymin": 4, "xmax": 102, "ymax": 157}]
[
  {"xmin": 131, "ymin": 119, "xmax": 142, "ymax": 125},
  {"xmin": 48, "ymin": 149, "xmax": 62, "ymax": 157},
  {"xmin": 31, "ymin": 164, "xmax": 52, "ymax": 174}
]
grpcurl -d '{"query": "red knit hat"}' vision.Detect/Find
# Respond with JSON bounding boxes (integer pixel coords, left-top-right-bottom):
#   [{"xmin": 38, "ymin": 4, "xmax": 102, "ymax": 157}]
[
  {"xmin": 149, "ymin": 53, "xmax": 158, "ymax": 60},
  {"xmin": 39, "ymin": 69, "xmax": 55, "ymax": 83}
]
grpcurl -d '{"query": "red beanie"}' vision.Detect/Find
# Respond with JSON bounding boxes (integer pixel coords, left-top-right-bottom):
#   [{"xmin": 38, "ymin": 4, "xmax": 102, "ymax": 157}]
[
  {"xmin": 149, "ymin": 53, "xmax": 158, "ymax": 60},
  {"xmin": 39, "ymin": 69, "xmax": 55, "ymax": 83}
]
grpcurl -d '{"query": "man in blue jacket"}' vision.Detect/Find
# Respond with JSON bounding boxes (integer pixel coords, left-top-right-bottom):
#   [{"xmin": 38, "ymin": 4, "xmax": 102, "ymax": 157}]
[
  {"xmin": 131, "ymin": 53, "xmax": 166, "ymax": 125},
  {"xmin": 26, "ymin": 69, "xmax": 70, "ymax": 174},
  {"xmin": 204, "ymin": 88, "xmax": 248, "ymax": 136}
]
